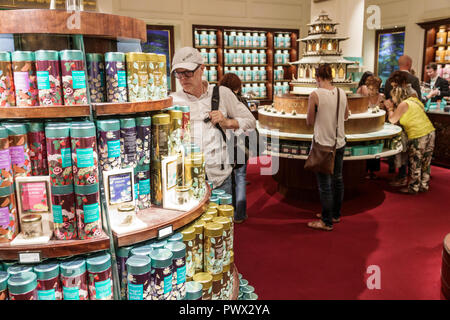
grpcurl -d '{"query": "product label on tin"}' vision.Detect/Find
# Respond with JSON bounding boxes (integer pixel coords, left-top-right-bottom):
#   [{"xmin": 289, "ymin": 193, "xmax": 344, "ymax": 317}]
[
  {"xmin": 128, "ymin": 282, "xmax": 143, "ymax": 300},
  {"xmin": 109, "ymin": 173, "xmax": 132, "ymax": 204},
  {"xmin": 0, "ymin": 207, "xmax": 10, "ymax": 227},
  {"xmin": 9, "ymin": 145, "xmax": 25, "ymax": 165},
  {"xmin": 61, "ymin": 148, "xmax": 72, "ymax": 168},
  {"xmin": 52, "ymin": 205, "xmax": 63, "ymax": 224},
  {"xmin": 72, "ymin": 70, "xmax": 86, "ymax": 89},
  {"xmin": 84, "ymin": 203, "xmax": 99, "ymax": 223},
  {"xmin": 95, "ymin": 278, "xmax": 112, "ymax": 299},
  {"xmin": 63, "ymin": 286, "xmax": 80, "ymax": 300},
  {"xmin": 76, "ymin": 148, "xmax": 94, "ymax": 168},
  {"xmin": 38, "ymin": 289, "xmax": 56, "ymax": 300},
  {"xmin": 0, "ymin": 149, "xmax": 11, "ymax": 170},
  {"xmin": 21, "ymin": 181, "xmax": 48, "ymax": 213},
  {"xmin": 118, "ymin": 70, "xmax": 127, "ymax": 88},
  {"xmin": 138, "ymin": 179, "xmax": 150, "ymax": 195},
  {"xmin": 107, "ymin": 140, "xmax": 121, "ymax": 158},
  {"xmin": 164, "ymin": 275, "xmax": 172, "ymax": 294},
  {"xmin": 13, "ymin": 72, "xmax": 30, "ymax": 91},
  {"xmin": 37, "ymin": 71, "xmax": 50, "ymax": 90},
  {"xmin": 177, "ymin": 265, "xmax": 186, "ymax": 285}
]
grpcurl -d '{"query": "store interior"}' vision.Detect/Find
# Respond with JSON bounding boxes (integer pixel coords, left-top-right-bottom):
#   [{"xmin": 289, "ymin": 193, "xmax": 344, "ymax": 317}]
[{"xmin": 0, "ymin": 0, "xmax": 449, "ymax": 301}]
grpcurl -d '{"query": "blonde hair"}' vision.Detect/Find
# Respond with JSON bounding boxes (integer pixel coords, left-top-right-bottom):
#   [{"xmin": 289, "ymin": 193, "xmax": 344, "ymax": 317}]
[{"xmin": 390, "ymin": 86, "xmax": 410, "ymax": 103}]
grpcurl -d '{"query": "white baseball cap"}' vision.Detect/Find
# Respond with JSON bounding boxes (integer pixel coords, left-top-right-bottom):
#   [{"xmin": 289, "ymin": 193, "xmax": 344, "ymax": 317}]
[{"xmin": 171, "ymin": 47, "xmax": 204, "ymax": 73}]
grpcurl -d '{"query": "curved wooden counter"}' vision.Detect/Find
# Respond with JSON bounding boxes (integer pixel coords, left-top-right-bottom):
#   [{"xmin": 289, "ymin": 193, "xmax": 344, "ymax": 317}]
[{"xmin": 442, "ymin": 233, "xmax": 450, "ymax": 300}]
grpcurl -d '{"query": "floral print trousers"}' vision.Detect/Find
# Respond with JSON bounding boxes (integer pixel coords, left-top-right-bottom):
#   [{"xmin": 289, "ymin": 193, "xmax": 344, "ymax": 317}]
[{"xmin": 407, "ymin": 131, "xmax": 436, "ymax": 193}]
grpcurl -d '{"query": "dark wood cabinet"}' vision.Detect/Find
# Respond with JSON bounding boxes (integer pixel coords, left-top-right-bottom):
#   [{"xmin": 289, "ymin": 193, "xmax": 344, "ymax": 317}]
[{"xmin": 193, "ymin": 24, "xmax": 299, "ymax": 104}]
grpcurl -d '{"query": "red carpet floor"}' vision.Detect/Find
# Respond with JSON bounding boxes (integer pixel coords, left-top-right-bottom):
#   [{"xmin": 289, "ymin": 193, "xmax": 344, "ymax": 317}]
[{"xmin": 233, "ymin": 157, "xmax": 450, "ymax": 300}]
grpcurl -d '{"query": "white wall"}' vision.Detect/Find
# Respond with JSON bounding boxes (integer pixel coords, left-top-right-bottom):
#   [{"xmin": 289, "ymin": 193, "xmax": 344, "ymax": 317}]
[{"xmin": 363, "ymin": 0, "xmax": 450, "ymax": 79}]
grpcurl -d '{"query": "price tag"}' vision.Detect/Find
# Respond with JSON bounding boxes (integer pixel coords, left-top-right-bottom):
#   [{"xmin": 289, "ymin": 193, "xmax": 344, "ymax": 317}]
[
  {"xmin": 158, "ymin": 225, "xmax": 173, "ymax": 239},
  {"xmin": 18, "ymin": 252, "xmax": 42, "ymax": 264}
]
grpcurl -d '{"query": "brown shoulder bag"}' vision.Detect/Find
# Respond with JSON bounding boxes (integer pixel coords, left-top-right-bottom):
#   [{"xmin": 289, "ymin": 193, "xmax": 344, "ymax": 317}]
[{"xmin": 304, "ymin": 88, "xmax": 341, "ymax": 175}]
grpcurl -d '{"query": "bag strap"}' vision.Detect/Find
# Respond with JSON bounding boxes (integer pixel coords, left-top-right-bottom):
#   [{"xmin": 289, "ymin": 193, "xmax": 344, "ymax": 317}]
[
  {"xmin": 334, "ymin": 88, "xmax": 341, "ymax": 148},
  {"xmin": 211, "ymin": 85, "xmax": 226, "ymax": 170}
]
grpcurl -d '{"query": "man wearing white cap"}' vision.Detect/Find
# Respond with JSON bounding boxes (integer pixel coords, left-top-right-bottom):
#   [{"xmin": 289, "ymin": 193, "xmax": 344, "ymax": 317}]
[{"xmin": 170, "ymin": 47, "xmax": 256, "ymax": 197}]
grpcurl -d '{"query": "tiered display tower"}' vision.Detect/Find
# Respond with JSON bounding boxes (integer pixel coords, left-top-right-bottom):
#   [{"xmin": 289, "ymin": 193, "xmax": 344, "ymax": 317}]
[
  {"xmin": 0, "ymin": 9, "xmax": 238, "ymax": 300},
  {"xmin": 257, "ymin": 11, "xmax": 403, "ymax": 200}
]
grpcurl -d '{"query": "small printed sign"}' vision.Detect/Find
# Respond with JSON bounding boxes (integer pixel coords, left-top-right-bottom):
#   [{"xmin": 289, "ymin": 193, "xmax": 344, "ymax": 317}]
[
  {"xmin": 19, "ymin": 252, "xmax": 42, "ymax": 264},
  {"xmin": 158, "ymin": 225, "xmax": 173, "ymax": 239}
]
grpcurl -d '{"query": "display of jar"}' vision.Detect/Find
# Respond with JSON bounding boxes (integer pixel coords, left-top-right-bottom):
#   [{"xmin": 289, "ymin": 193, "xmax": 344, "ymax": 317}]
[
  {"xmin": 436, "ymin": 46, "xmax": 446, "ymax": 63},
  {"xmin": 131, "ymin": 244, "xmax": 153, "ymax": 257},
  {"xmin": 70, "ymin": 121, "xmax": 98, "ymax": 186},
  {"xmin": 193, "ymin": 272, "xmax": 212, "ymax": 300},
  {"xmin": 120, "ymin": 118, "xmax": 137, "ymax": 169},
  {"xmin": 155, "ymin": 54, "xmax": 168, "ymax": 100},
  {"xmin": 116, "ymin": 245, "xmax": 133, "ymax": 299},
  {"xmin": 252, "ymin": 32, "xmax": 260, "ymax": 47},
  {"xmin": 0, "ymin": 185, "xmax": 18, "ymax": 242},
  {"xmin": 60, "ymin": 258, "xmax": 89, "ymax": 300},
  {"xmin": 222, "ymin": 262, "xmax": 232, "ymax": 300},
  {"xmin": 151, "ymin": 240, "xmax": 168, "ymax": 251},
  {"xmin": 204, "ymin": 222, "xmax": 224, "ymax": 275},
  {"xmin": 136, "ymin": 168, "xmax": 151, "ymax": 210},
  {"xmin": 194, "ymin": 31, "xmax": 200, "ymax": 46},
  {"xmin": 0, "ymin": 271, "xmax": 8, "ymax": 300},
  {"xmin": 136, "ymin": 116, "xmax": 151, "ymax": 169},
  {"xmin": 185, "ymin": 281, "xmax": 203, "ymax": 300},
  {"xmin": 45, "ymin": 123, "xmax": 73, "ymax": 186},
  {"xmin": 21, "ymin": 214, "xmax": 43, "ymax": 238},
  {"xmin": 27, "ymin": 122, "xmax": 48, "ymax": 176},
  {"xmin": 97, "ymin": 119, "xmax": 121, "ymax": 172},
  {"xmin": 126, "ymin": 52, "xmax": 148, "ymax": 102},
  {"xmin": 260, "ymin": 33, "xmax": 267, "ymax": 47},
  {"xmin": 0, "ymin": 126, "xmax": 13, "ymax": 188},
  {"xmin": 164, "ymin": 241, "xmax": 187, "ymax": 300},
  {"xmin": 12, "ymin": 51, "xmax": 38, "ymax": 106},
  {"xmin": 184, "ymin": 147, "xmax": 206, "ymax": 201},
  {"xmin": 168, "ymin": 232, "xmax": 183, "ymax": 243},
  {"xmin": 8, "ymin": 271, "xmax": 38, "ymax": 300},
  {"xmin": 151, "ymin": 113, "xmax": 170, "ymax": 206},
  {"xmin": 86, "ymin": 252, "xmax": 113, "ymax": 300},
  {"xmin": 150, "ymin": 248, "xmax": 174, "ymax": 300},
  {"xmin": 7, "ymin": 264, "xmax": 33, "ymax": 276},
  {"xmin": 0, "ymin": 51, "xmax": 15, "ymax": 107},
  {"xmin": 200, "ymin": 31, "xmax": 209, "ymax": 46},
  {"xmin": 436, "ymin": 25, "xmax": 448, "ymax": 45},
  {"xmin": 181, "ymin": 226, "xmax": 196, "ymax": 281},
  {"xmin": 105, "ymin": 52, "xmax": 127, "ymax": 103},
  {"xmin": 259, "ymin": 51, "xmax": 266, "ymax": 64},
  {"xmin": 52, "ymin": 184, "xmax": 77, "ymax": 240},
  {"xmin": 229, "ymin": 31, "xmax": 237, "ymax": 47},
  {"xmin": 126, "ymin": 254, "xmax": 152, "ymax": 300},
  {"xmin": 86, "ymin": 53, "xmax": 106, "ymax": 103},
  {"xmin": 35, "ymin": 50, "xmax": 63, "ymax": 106},
  {"xmin": 33, "ymin": 262, "xmax": 62, "ymax": 300},
  {"xmin": 3, "ymin": 123, "xmax": 31, "ymax": 178},
  {"xmin": 213, "ymin": 216, "xmax": 232, "ymax": 266},
  {"xmin": 218, "ymin": 204, "xmax": 234, "ymax": 251},
  {"xmin": 212, "ymin": 271, "xmax": 224, "ymax": 300},
  {"xmin": 238, "ymin": 32, "xmax": 245, "ymax": 47},
  {"xmin": 60, "ymin": 50, "xmax": 88, "ymax": 105},
  {"xmin": 75, "ymin": 183, "xmax": 102, "ymax": 239},
  {"xmin": 180, "ymin": 105, "xmax": 191, "ymax": 145}
]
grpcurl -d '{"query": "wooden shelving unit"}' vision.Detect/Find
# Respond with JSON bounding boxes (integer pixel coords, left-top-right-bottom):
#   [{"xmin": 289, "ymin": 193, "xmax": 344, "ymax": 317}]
[
  {"xmin": 0, "ymin": 231, "xmax": 110, "ymax": 261},
  {"xmin": 93, "ymin": 98, "xmax": 173, "ymax": 116},
  {"xmin": 193, "ymin": 24, "xmax": 299, "ymax": 103},
  {"xmin": 417, "ymin": 18, "xmax": 450, "ymax": 82},
  {"xmin": 0, "ymin": 105, "xmax": 91, "ymax": 119},
  {"xmin": 112, "ymin": 185, "xmax": 211, "ymax": 248}
]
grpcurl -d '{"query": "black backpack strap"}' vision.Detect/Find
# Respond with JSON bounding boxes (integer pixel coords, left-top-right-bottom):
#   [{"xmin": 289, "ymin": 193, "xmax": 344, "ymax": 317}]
[{"xmin": 211, "ymin": 85, "xmax": 226, "ymax": 170}]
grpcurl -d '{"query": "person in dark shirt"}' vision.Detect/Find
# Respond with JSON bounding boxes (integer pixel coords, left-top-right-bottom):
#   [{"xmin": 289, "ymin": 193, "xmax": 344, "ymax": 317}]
[
  {"xmin": 424, "ymin": 63, "xmax": 449, "ymax": 103},
  {"xmin": 384, "ymin": 55, "xmax": 422, "ymax": 101}
]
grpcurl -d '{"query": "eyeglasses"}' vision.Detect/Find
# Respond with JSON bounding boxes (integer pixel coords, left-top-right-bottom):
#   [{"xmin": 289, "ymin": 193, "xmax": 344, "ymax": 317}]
[{"xmin": 173, "ymin": 65, "xmax": 201, "ymax": 79}]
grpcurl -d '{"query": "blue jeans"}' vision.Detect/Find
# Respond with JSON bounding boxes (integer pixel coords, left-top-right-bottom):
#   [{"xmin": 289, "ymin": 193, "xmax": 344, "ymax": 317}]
[
  {"xmin": 316, "ymin": 146, "xmax": 345, "ymax": 227},
  {"xmin": 215, "ymin": 173, "xmax": 233, "ymax": 197},
  {"xmin": 232, "ymin": 162, "xmax": 248, "ymax": 221}
]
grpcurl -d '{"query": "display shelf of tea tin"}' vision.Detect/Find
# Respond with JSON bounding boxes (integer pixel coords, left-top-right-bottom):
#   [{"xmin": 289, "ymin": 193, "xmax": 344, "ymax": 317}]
[
  {"xmin": 0, "ymin": 231, "xmax": 110, "ymax": 261},
  {"xmin": 112, "ymin": 184, "xmax": 211, "ymax": 248},
  {"xmin": 92, "ymin": 97, "xmax": 173, "ymax": 116},
  {"xmin": 224, "ymin": 46, "xmax": 269, "ymax": 50},
  {"xmin": 0, "ymin": 105, "xmax": 91, "ymax": 119}
]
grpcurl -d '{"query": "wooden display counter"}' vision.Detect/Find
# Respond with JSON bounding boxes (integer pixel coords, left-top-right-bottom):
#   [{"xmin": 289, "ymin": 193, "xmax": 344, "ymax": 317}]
[
  {"xmin": 427, "ymin": 110, "xmax": 450, "ymax": 168},
  {"xmin": 442, "ymin": 234, "xmax": 450, "ymax": 300}
]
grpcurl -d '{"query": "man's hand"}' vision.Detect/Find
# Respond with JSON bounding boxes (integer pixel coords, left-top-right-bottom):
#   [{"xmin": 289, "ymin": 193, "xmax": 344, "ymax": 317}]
[
  {"xmin": 428, "ymin": 89, "xmax": 440, "ymax": 98},
  {"xmin": 209, "ymin": 110, "xmax": 226, "ymax": 126}
]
